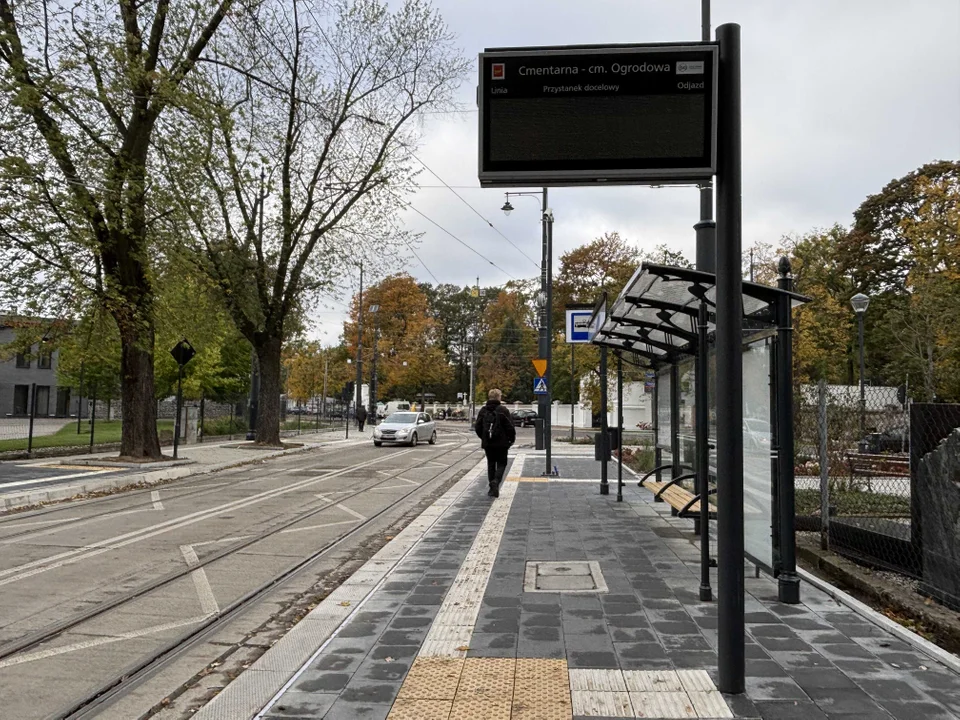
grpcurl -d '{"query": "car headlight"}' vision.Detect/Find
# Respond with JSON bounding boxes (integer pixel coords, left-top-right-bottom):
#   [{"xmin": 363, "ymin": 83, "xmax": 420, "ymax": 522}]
[
  {"xmin": 396, "ymin": 429, "xmax": 409, "ymax": 436},
  {"xmin": 374, "ymin": 428, "xmax": 381, "ymax": 437}
]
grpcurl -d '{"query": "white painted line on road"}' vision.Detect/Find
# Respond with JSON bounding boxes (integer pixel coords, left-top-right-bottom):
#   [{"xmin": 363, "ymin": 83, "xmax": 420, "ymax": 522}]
[
  {"xmin": 181, "ymin": 544, "xmax": 220, "ymax": 615},
  {"xmin": 151, "ymin": 490, "xmax": 164, "ymax": 511},
  {"xmin": 0, "ymin": 449, "xmax": 418, "ymax": 586},
  {"xmin": 191, "ymin": 536, "xmax": 253, "ymax": 547},
  {"xmin": 0, "ymin": 517, "xmax": 81, "ymax": 529},
  {"xmin": 0, "ymin": 469, "xmax": 117, "ymax": 489},
  {"xmin": 279, "ymin": 520, "xmax": 357, "ymax": 535},
  {"xmin": 0, "ymin": 614, "xmax": 211, "ymax": 669},
  {"xmin": 315, "ymin": 494, "xmax": 366, "ymax": 521}
]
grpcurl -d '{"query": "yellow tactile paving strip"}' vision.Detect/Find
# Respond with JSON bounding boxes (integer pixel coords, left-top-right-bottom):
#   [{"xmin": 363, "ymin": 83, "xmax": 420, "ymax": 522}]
[
  {"xmin": 507, "ymin": 476, "xmax": 549, "ymax": 482},
  {"xmin": 388, "ymin": 657, "xmax": 573, "ymax": 720}
]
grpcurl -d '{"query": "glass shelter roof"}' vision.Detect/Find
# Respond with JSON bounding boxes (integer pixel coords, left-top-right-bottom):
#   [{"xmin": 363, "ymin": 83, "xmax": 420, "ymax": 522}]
[{"xmin": 591, "ymin": 263, "xmax": 809, "ymax": 364}]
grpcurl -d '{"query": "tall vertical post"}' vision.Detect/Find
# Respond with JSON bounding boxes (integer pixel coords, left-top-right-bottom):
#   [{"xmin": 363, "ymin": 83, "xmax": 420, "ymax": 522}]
[
  {"xmin": 544, "ymin": 203, "xmax": 554, "ymax": 475},
  {"xmin": 571, "ymin": 343, "xmax": 576, "ymax": 443},
  {"xmin": 671, "ymin": 363, "xmax": 681, "ymax": 481},
  {"xmin": 246, "ymin": 350, "xmax": 259, "ymax": 441},
  {"xmin": 370, "ymin": 319, "xmax": 379, "ymax": 425},
  {"xmin": 617, "ymin": 351, "xmax": 624, "ymax": 502},
  {"xmin": 173, "ymin": 363, "xmax": 184, "ymax": 459},
  {"xmin": 858, "ymin": 312, "xmax": 865, "ymax": 436},
  {"xmin": 716, "ymin": 22, "xmax": 745, "ymax": 695},
  {"xmin": 653, "ymin": 369, "xmax": 662, "ymax": 481},
  {"xmin": 697, "ymin": 303, "xmax": 712, "ymax": 601},
  {"xmin": 27, "ymin": 382, "xmax": 36, "ymax": 454},
  {"xmin": 470, "ymin": 277, "xmax": 478, "ymax": 423},
  {"xmin": 355, "ymin": 261, "xmax": 364, "ymax": 423},
  {"xmin": 818, "ymin": 379, "xmax": 830, "ymax": 550},
  {"xmin": 599, "ymin": 345, "xmax": 609, "ymax": 494},
  {"xmin": 77, "ymin": 362, "xmax": 85, "ymax": 435},
  {"xmin": 89, "ymin": 385, "xmax": 97, "ymax": 452},
  {"xmin": 777, "ymin": 258, "xmax": 800, "ymax": 603},
  {"xmin": 322, "ymin": 354, "xmax": 328, "ymax": 427},
  {"xmin": 695, "ymin": 0, "xmax": 716, "ymax": 275}
]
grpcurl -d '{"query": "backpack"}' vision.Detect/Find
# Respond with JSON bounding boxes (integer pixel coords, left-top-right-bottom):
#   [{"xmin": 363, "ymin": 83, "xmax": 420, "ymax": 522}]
[{"xmin": 483, "ymin": 408, "xmax": 502, "ymax": 443}]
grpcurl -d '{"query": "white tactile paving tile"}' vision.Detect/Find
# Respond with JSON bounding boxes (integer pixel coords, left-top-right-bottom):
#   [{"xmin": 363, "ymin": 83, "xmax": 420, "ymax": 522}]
[
  {"xmin": 676, "ymin": 668, "xmax": 715, "ymax": 693},
  {"xmin": 689, "ymin": 690, "xmax": 734, "ymax": 718},
  {"xmin": 629, "ymin": 690, "xmax": 698, "ymax": 719},
  {"xmin": 569, "ymin": 668, "xmax": 628, "ymax": 692},
  {"xmin": 623, "ymin": 669, "xmax": 684, "ymax": 693},
  {"xmin": 571, "ymin": 689, "xmax": 634, "ymax": 717}
]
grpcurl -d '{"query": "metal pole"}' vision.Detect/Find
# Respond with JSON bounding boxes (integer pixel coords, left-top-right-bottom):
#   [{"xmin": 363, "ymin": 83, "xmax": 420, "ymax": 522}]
[
  {"xmin": 697, "ymin": 303, "xmax": 712, "ymax": 601},
  {"xmin": 777, "ymin": 259, "xmax": 800, "ymax": 603},
  {"xmin": 77, "ymin": 362, "xmax": 85, "ymax": 434},
  {"xmin": 858, "ymin": 312, "xmax": 865, "ymax": 436},
  {"xmin": 470, "ymin": 277, "xmax": 478, "ymax": 423},
  {"xmin": 600, "ymin": 344, "xmax": 609, "ymax": 494},
  {"xmin": 173, "ymin": 363, "xmax": 183, "ymax": 459},
  {"xmin": 818, "ymin": 379, "xmax": 830, "ymax": 550},
  {"xmin": 617, "ymin": 351, "xmax": 623, "ymax": 502},
  {"xmin": 370, "ymin": 320, "xmax": 378, "ymax": 425},
  {"xmin": 671, "ymin": 363, "xmax": 681, "ymax": 483},
  {"xmin": 716, "ymin": 22, "xmax": 745, "ymax": 695},
  {"xmin": 27, "ymin": 382, "xmax": 36, "ymax": 454},
  {"xmin": 695, "ymin": 0, "xmax": 716, "ymax": 275},
  {"xmin": 356, "ymin": 261, "xmax": 364, "ymax": 424},
  {"xmin": 571, "ymin": 343, "xmax": 576, "ymax": 443},
  {"xmin": 538, "ymin": 192, "xmax": 549, "ymax": 456},
  {"xmin": 89, "ymin": 385, "xmax": 97, "ymax": 453},
  {"xmin": 246, "ymin": 349, "xmax": 259, "ymax": 441},
  {"xmin": 545, "ymin": 199, "xmax": 554, "ymax": 475}
]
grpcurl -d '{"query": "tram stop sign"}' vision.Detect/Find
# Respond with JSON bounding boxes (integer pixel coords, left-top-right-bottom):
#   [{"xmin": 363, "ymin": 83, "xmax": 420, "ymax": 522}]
[
  {"xmin": 170, "ymin": 338, "xmax": 196, "ymax": 367},
  {"xmin": 478, "ymin": 42, "xmax": 717, "ymax": 187}
]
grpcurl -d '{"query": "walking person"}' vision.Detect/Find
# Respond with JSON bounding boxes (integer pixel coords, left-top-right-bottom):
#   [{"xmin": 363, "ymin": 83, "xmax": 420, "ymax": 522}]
[
  {"xmin": 356, "ymin": 404, "xmax": 367, "ymax": 432},
  {"xmin": 475, "ymin": 389, "xmax": 516, "ymax": 498}
]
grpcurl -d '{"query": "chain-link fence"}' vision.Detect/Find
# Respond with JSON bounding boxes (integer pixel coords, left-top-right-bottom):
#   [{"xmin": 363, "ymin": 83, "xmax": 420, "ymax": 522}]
[{"xmin": 794, "ymin": 380, "xmax": 960, "ymax": 611}]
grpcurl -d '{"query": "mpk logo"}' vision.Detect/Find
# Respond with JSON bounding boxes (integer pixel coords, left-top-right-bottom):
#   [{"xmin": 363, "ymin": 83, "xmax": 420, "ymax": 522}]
[{"xmin": 491, "ymin": 63, "xmax": 505, "ymax": 80}]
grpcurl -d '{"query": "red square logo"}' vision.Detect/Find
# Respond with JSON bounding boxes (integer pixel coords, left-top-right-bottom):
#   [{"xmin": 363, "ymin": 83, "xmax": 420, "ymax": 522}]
[{"xmin": 491, "ymin": 63, "xmax": 505, "ymax": 80}]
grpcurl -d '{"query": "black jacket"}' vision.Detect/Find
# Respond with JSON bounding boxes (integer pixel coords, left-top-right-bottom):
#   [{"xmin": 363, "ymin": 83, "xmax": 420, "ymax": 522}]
[{"xmin": 475, "ymin": 400, "xmax": 516, "ymax": 450}]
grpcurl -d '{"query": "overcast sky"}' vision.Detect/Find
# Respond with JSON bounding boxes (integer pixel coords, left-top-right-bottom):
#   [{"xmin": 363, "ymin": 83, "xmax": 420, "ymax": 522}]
[{"xmin": 309, "ymin": 0, "xmax": 960, "ymax": 345}]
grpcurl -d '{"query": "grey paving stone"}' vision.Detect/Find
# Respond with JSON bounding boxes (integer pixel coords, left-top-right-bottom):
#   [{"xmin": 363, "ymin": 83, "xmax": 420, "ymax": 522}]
[
  {"xmin": 722, "ymin": 692, "xmax": 762, "ymax": 719},
  {"xmin": 745, "ymin": 676, "xmax": 809, "ymax": 701},
  {"xmin": 264, "ymin": 690, "xmax": 338, "ymax": 717},
  {"xmin": 517, "ymin": 637, "xmax": 566, "ymax": 658},
  {"xmin": 651, "ymin": 620, "xmax": 702, "ymax": 636},
  {"xmin": 387, "ymin": 616, "xmax": 433, "ymax": 630},
  {"xmin": 310, "ymin": 648, "xmax": 368, "ymax": 673},
  {"xmin": 752, "ymin": 700, "xmax": 828, "ymax": 719},
  {"xmin": 478, "ymin": 618, "xmax": 520, "ymax": 633},
  {"xmin": 789, "ymin": 668, "xmax": 858, "ymax": 690},
  {"xmin": 322, "ymin": 700, "xmax": 392, "ymax": 720},
  {"xmin": 467, "ymin": 632, "xmax": 518, "ymax": 657},
  {"xmin": 613, "ymin": 641, "xmax": 670, "ymax": 662},
  {"xmin": 770, "ymin": 651, "xmax": 834, "ymax": 669},
  {"xmin": 807, "ymin": 687, "xmax": 888, "ymax": 716},
  {"xmin": 851, "ymin": 678, "xmax": 925, "ymax": 701},
  {"xmin": 521, "ymin": 625, "xmax": 561, "ymax": 641},
  {"xmin": 521, "ymin": 613, "xmax": 563, "ymax": 627},
  {"xmin": 831, "ymin": 659, "xmax": 895, "ymax": 677},
  {"xmin": 755, "ymin": 635, "xmax": 815, "ymax": 652},
  {"xmin": 377, "ymin": 629, "xmax": 428, "ymax": 645}
]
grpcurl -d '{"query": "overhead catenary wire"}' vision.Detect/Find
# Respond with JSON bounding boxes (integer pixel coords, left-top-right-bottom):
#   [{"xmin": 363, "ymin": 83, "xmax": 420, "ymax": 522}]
[
  {"xmin": 406, "ymin": 205, "xmax": 517, "ymax": 281},
  {"xmin": 403, "ymin": 237, "xmax": 440, "ymax": 284},
  {"xmin": 413, "ymin": 155, "xmax": 541, "ymax": 271}
]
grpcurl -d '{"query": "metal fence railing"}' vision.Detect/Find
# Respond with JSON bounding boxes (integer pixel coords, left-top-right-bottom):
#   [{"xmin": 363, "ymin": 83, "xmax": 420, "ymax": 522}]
[{"xmin": 794, "ymin": 381, "xmax": 960, "ymax": 611}]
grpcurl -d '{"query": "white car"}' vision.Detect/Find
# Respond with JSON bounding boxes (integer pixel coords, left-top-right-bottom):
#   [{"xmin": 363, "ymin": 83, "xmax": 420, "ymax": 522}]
[{"xmin": 374, "ymin": 412, "xmax": 437, "ymax": 447}]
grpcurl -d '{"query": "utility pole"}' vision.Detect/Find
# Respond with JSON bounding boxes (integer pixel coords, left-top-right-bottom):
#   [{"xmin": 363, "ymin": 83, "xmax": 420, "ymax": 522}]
[
  {"xmin": 355, "ymin": 261, "xmax": 364, "ymax": 424},
  {"xmin": 469, "ymin": 277, "xmax": 478, "ymax": 423},
  {"xmin": 321, "ymin": 353, "xmax": 328, "ymax": 421}
]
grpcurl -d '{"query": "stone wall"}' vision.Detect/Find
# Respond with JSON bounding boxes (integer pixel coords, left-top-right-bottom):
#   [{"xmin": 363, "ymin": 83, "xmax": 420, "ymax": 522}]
[{"xmin": 918, "ymin": 427, "xmax": 960, "ymax": 611}]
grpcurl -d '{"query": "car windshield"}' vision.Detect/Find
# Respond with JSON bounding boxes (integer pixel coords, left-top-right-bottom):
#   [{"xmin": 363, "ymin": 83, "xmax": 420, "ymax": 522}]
[{"xmin": 385, "ymin": 412, "xmax": 417, "ymax": 424}]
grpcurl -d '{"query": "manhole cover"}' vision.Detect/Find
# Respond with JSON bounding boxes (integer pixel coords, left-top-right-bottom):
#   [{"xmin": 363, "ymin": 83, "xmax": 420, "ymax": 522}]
[{"xmin": 524, "ymin": 561, "xmax": 608, "ymax": 593}]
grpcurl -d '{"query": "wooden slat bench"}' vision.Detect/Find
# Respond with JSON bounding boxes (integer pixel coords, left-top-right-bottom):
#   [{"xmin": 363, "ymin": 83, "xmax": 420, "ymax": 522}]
[
  {"xmin": 638, "ymin": 467, "xmax": 717, "ymax": 519},
  {"xmin": 846, "ymin": 452, "xmax": 909, "ymax": 479}
]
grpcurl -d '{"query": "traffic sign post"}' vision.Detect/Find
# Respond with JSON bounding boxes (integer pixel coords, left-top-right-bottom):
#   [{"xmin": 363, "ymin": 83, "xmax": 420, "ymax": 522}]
[{"xmin": 170, "ymin": 339, "xmax": 196, "ymax": 459}]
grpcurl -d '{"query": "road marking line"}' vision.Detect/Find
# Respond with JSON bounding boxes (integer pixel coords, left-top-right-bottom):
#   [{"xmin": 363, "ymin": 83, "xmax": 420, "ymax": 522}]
[
  {"xmin": 0, "ymin": 517, "xmax": 81, "ymax": 529},
  {"xmin": 151, "ymin": 490, "xmax": 164, "ymax": 510},
  {"xmin": 280, "ymin": 520, "xmax": 357, "ymax": 535},
  {"xmin": 180, "ymin": 545, "xmax": 220, "ymax": 616},
  {"xmin": 0, "ymin": 469, "xmax": 117, "ymax": 489},
  {"xmin": 190, "ymin": 536, "xmax": 252, "ymax": 547},
  {"xmin": 315, "ymin": 494, "xmax": 366, "ymax": 521},
  {"xmin": 0, "ymin": 449, "xmax": 417, "ymax": 585},
  {"xmin": 0, "ymin": 614, "xmax": 211, "ymax": 669}
]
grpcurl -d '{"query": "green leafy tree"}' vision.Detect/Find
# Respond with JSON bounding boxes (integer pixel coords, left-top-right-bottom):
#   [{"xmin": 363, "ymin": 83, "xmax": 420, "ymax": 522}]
[{"xmin": 0, "ymin": 0, "xmax": 239, "ymax": 458}]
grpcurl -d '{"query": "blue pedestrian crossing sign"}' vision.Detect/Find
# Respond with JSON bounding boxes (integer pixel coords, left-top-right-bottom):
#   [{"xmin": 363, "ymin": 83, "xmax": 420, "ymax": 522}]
[{"xmin": 533, "ymin": 377, "xmax": 548, "ymax": 395}]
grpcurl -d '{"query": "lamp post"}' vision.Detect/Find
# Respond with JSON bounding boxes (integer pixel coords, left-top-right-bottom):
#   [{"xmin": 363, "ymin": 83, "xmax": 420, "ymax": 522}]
[
  {"xmin": 502, "ymin": 189, "xmax": 555, "ymax": 475},
  {"xmin": 355, "ymin": 261, "xmax": 365, "ymax": 426},
  {"xmin": 369, "ymin": 305, "xmax": 380, "ymax": 425},
  {"xmin": 851, "ymin": 292, "xmax": 870, "ymax": 436}
]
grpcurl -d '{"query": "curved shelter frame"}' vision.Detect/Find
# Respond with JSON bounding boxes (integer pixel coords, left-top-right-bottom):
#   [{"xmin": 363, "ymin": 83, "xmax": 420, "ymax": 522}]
[{"xmin": 590, "ymin": 262, "xmax": 808, "ymax": 605}]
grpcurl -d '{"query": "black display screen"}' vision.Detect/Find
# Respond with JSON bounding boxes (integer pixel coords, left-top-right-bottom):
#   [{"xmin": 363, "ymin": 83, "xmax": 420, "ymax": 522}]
[{"xmin": 478, "ymin": 44, "xmax": 717, "ymax": 186}]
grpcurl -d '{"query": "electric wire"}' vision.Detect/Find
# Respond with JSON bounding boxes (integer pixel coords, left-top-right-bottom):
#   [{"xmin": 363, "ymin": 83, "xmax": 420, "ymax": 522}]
[
  {"xmin": 406, "ymin": 205, "xmax": 517, "ymax": 280},
  {"xmin": 402, "ymin": 237, "xmax": 440, "ymax": 284},
  {"xmin": 413, "ymin": 156, "xmax": 541, "ymax": 271}
]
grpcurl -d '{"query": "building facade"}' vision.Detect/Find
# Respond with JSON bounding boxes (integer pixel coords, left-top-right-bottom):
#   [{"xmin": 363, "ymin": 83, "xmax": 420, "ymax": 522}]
[{"xmin": 0, "ymin": 323, "xmax": 79, "ymax": 418}]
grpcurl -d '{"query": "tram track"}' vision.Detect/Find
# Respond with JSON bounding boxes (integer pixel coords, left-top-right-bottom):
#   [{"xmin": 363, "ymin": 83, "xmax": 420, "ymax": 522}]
[{"xmin": 0, "ymin": 428, "xmax": 482, "ymax": 719}]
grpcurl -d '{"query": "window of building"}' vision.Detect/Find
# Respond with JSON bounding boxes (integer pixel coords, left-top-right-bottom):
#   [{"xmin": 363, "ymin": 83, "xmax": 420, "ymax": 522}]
[
  {"xmin": 13, "ymin": 385, "xmax": 28, "ymax": 415},
  {"xmin": 38, "ymin": 351, "xmax": 52, "ymax": 369},
  {"xmin": 15, "ymin": 353, "xmax": 30, "ymax": 369},
  {"xmin": 35, "ymin": 386, "xmax": 50, "ymax": 416}
]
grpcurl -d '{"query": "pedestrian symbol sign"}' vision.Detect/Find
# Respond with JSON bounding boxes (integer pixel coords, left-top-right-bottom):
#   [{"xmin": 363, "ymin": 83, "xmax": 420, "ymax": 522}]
[{"xmin": 533, "ymin": 377, "xmax": 548, "ymax": 395}]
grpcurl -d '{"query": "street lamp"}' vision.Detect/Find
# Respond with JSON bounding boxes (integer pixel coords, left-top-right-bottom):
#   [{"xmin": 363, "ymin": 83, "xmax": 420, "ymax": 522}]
[
  {"xmin": 501, "ymin": 189, "xmax": 556, "ymax": 476},
  {"xmin": 851, "ymin": 292, "xmax": 870, "ymax": 436},
  {"xmin": 369, "ymin": 305, "xmax": 380, "ymax": 425}
]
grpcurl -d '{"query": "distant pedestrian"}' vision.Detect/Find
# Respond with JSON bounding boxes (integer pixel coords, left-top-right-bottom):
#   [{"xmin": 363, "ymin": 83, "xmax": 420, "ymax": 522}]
[
  {"xmin": 475, "ymin": 389, "xmax": 516, "ymax": 497},
  {"xmin": 357, "ymin": 404, "xmax": 367, "ymax": 432}
]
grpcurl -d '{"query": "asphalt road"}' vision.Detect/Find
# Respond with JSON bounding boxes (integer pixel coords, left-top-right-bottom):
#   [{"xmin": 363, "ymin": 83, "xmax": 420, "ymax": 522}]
[
  {"xmin": 0, "ymin": 460, "xmax": 135, "ymax": 493},
  {"xmin": 0, "ymin": 426, "xmax": 484, "ymax": 720}
]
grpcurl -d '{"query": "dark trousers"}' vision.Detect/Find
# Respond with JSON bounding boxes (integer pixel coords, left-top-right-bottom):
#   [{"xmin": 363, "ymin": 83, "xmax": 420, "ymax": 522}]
[
  {"xmin": 358, "ymin": 418, "xmax": 366, "ymax": 431},
  {"xmin": 485, "ymin": 447, "xmax": 509, "ymax": 484}
]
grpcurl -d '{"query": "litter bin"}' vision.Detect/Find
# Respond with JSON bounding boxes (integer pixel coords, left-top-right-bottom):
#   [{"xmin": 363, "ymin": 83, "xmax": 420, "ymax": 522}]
[
  {"xmin": 594, "ymin": 431, "xmax": 611, "ymax": 461},
  {"xmin": 607, "ymin": 427, "xmax": 620, "ymax": 452},
  {"xmin": 534, "ymin": 419, "xmax": 545, "ymax": 450}
]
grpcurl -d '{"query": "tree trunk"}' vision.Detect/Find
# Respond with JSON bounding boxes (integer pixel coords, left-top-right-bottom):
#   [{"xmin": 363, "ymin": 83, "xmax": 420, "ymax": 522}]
[
  {"xmin": 116, "ymin": 319, "xmax": 163, "ymax": 459},
  {"xmin": 256, "ymin": 334, "xmax": 284, "ymax": 446}
]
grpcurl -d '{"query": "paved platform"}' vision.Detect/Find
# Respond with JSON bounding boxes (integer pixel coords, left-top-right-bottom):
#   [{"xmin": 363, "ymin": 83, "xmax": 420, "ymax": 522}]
[{"xmin": 196, "ymin": 451, "xmax": 960, "ymax": 720}]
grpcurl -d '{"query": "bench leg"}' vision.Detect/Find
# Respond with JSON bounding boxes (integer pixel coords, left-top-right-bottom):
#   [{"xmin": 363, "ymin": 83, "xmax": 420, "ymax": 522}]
[{"xmin": 671, "ymin": 506, "xmax": 678, "ymax": 516}]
